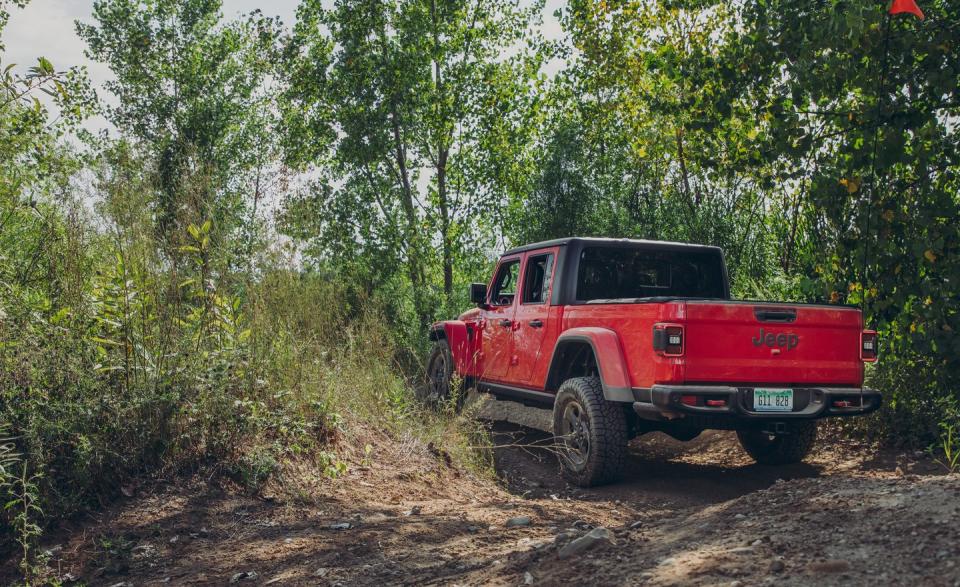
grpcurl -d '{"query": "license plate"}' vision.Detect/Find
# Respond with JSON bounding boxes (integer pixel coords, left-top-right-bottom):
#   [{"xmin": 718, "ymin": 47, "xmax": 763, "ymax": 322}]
[{"xmin": 754, "ymin": 388, "xmax": 794, "ymax": 412}]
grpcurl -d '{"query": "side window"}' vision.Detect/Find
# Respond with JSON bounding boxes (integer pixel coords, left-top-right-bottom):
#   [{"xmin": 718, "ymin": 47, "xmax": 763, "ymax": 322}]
[
  {"xmin": 490, "ymin": 259, "xmax": 520, "ymax": 306},
  {"xmin": 522, "ymin": 254, "xmax": 555, "ymax": 304}
]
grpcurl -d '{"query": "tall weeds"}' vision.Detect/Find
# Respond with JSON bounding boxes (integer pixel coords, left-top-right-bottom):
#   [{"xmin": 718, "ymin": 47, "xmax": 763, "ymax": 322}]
[{"xmin": 0, "ymin": 176, "xmax": 485, "ymax": 566}]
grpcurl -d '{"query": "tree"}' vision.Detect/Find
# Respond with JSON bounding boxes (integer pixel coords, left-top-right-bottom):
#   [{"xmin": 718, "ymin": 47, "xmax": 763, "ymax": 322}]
[
  {"xmin": 510, "ymin": 1, "xmax": 777, "ymax": 284},
  {"xmin": 1, "ymin": 0, "xmax": 94, "ymax": 302},
  {"xmin": 280, "ymin": 0, "xmax": 543, "ymax": 325},
  {"xmin": 78, "ymin": 0, "xmax": 283, "ymax": 261},
  {"xmin": 736, "ymin": 0, "xmax": 959, "ymax": 385}
]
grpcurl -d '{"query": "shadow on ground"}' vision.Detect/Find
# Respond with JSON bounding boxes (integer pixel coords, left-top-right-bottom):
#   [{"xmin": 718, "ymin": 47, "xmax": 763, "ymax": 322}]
[
  {"xmin": 490, "ymin": 420, "xmax": 822, "ymax": 508},
  {"xmin": 13, "ymin": 395, "xmax": 946, "ymax": 587}
]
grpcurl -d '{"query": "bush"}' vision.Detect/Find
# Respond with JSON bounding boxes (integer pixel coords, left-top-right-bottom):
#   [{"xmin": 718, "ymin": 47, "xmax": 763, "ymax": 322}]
[
  {"xmin": 859, "ymin": 357, "xmax": 960, "ymax": 448},
  {"xmin": 0, "ymin": 210, "xmax": 487, "ymax": 565}
]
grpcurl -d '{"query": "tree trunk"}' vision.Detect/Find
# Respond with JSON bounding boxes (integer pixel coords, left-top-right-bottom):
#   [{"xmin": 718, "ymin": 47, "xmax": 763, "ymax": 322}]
[
  {"xmin": 675, "ymin": 126, "xmax": 697, "ymax": 213},
  {"xmin": 389, "ymin": 102, "xmax": 429, "ymax": 327},
  {"xmin": 437, "ymin": 148, "xmax": 452, "ymax": 300},
  {"xmin": 430, "ymin": 0, "xmax": 454, "ymax": 303}
]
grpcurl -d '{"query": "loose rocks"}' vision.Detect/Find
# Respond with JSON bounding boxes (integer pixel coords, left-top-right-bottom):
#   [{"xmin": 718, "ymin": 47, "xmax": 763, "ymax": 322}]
[{"xmin": 557, "ymin": 527, "xmax": 613, "ymax": 560}]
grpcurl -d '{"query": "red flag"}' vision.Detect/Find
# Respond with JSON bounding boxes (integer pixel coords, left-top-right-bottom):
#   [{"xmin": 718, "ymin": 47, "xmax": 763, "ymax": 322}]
[{"xmin": 889, "ymin": 0, "xmax": 924, "ymax": 19}]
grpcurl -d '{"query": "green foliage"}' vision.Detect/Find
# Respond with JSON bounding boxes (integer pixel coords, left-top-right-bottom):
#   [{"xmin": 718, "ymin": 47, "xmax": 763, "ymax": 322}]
[
  {"xmin": 231, "ymin": 447, "xmax": 278, "ymax": 491},
  {"xmin": 6, "ymin": 463, "xmax": 43, "ymax": 585},
  {"xmin": 0, "ymin": 3, "xmax": 480, "ymax": 565},
  {"xmin": 0, "ymin": 0, "xmax": 958, "ymax": 575},
  {"xmin": 504, "ymin": 0, "xmax": 957, "ymax": 446},
  {"xmin": 78, "ymin": 0, "xmax": 282, "ymax": 253},
  {"xmin": 858, "ymin": 355, "xmax": 960, "ymax": 447},
  {"xmin": 733, "ymin": 0, "xmax": 959, "ymax": 440},
  {"xmin": 0, "ymin": 424, "xmax": 16, "ymax": 482},
  {"xmin": 280, "ymin": 0, "xmax": 544, "ymax": 326},
  {"xmin": 0, "ymin": 425, "xmax": 36, "ymax": 582},
  {"xmin": 931, "ymin": 420, "xmax": 960, "ymax": 474},
  {"xmin": 507, "ymin": 1, "xmax": 780, "ymax": 286}
]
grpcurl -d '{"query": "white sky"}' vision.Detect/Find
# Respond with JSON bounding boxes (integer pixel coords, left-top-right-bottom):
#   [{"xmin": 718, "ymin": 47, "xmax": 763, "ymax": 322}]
[{"xmin": 3, "ymin": 0, "xmax": 566, "ymax": 133}]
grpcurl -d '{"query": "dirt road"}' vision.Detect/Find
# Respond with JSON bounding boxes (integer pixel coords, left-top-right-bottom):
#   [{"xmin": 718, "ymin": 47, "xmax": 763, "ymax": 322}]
[{"xmin": 11, "ymin": 396, "xmax": 960, "ymax": 586}]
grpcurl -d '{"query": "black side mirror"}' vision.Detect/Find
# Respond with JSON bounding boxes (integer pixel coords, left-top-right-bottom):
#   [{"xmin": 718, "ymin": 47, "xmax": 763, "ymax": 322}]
[{"xmin": 469, "ymin": 283, "xmax": 488, "ymax": 306}]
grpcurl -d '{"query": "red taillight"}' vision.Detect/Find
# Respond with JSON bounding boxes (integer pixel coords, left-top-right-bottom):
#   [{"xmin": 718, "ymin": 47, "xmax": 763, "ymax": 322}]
[
  {"xmin": 653, "ymin": 323, "xmax": 684, "ymax": 356},
  {"xmin": 861, "ymin": 330, "xmax": 878, "ymax": 362},
  {"xmin": 706, "ymin": 399, "xmax": 727, "ymax": 407},
  {"xmin": 681, "ymin": 395, "xmax": 697, "ymax": 406}
]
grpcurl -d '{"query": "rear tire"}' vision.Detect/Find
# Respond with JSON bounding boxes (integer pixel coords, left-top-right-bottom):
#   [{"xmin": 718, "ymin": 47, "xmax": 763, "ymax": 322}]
[
  {"xmin": 737, "ymin": 421, "xmax": 818, "ymax": 465},
  {"xmin": 552, "ymin": 377, "xmax": 628, "ymax": 487}
]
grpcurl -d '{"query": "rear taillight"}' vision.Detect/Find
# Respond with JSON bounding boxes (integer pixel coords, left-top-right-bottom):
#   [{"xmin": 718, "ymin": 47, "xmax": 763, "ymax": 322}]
[
  {"xmin": 653, "ymin": 323, "xmax": 684, "ymax": 356},
  {"xmin": 861, "ymin": 330, "xmax": 878, "ymax": 362}
]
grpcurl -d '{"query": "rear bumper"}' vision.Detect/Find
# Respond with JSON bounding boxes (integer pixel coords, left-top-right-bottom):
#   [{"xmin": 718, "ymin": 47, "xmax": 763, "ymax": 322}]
[{"xmin": 632, "ymin": 385, "xmax": 881, "ymax": 422}]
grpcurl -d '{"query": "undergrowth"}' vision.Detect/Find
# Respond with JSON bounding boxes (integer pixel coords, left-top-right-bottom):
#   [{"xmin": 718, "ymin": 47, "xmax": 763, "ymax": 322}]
[
  {"xmin": 0, "ymin": 221, "xmax": 489, "ymax": 581},
  {"xmin": 930, "ymin": 421, "xmax": 960, "ymax": 474}
]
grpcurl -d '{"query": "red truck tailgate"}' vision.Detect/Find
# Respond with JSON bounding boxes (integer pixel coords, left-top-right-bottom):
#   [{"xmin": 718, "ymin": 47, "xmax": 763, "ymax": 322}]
[{"xmin": 681, "ymin": 301, "xmax": 864, "ymax": 386}]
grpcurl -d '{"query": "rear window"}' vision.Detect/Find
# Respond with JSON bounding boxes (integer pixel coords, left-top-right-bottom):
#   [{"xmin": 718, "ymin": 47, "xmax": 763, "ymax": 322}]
[{"xmin": 576, "ymin": 247, "xmax": 726, "ymax": 301}]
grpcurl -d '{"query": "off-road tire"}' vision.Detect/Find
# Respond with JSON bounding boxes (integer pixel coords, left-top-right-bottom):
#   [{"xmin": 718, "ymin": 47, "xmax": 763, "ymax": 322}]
[
  {"xmin": 736, "ymin": 421, "xmax": 818, "ymax": 465},
  {"xmin": 418, "ymin": 339, "xmax": 464, "ymax": 409},
  {"xmin": 552, "ymin": 377, "xmax": 628, "ymax": 487}
]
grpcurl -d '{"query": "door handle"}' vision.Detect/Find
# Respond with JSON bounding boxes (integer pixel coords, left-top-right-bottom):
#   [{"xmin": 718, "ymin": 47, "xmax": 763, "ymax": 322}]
[
  {"xmin": 499, "ymin": 319, "xmax": 512, "ymax": 328},
  {"xmin": 529, "ymin": 319, "xmax": 543, "ymax": 328}
]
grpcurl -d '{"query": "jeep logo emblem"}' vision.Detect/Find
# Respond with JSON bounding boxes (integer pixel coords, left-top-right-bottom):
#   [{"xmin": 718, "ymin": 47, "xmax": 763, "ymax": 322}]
[{"xmin": 752, "ymin": 328, "xmax": 798, "ymax": 350}]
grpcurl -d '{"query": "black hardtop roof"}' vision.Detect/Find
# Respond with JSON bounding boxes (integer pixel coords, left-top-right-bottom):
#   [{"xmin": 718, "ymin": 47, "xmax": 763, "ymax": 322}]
[{"xmin": 501, "ymin": 237, "xmax": 723, "ymax": 257}]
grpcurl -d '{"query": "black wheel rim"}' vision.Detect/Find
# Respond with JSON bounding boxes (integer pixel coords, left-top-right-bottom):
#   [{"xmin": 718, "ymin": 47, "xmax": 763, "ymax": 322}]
[
  {"xmin": 428, "ymin": 351, "xmax": 447, "ymax": 399},
  {"xmin": 560, "ymin": 400, "xmax": 590, "ymax": 469}
]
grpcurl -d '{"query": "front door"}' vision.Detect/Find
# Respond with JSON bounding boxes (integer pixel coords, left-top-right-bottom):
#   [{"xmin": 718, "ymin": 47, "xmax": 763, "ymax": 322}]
[
  {"xmin": 509, "ymin": 250, "xmax": 558, "ymax": 385},
  {"xmin": 480, "ymin": 256, "xmax": 521, "ymax": 381}
]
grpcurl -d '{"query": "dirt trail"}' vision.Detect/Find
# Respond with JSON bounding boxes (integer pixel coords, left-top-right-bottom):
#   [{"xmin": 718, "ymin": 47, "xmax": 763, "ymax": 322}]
[{"xmin": 9, "ymin": 396, "xmax": 959, "ymax": 586}]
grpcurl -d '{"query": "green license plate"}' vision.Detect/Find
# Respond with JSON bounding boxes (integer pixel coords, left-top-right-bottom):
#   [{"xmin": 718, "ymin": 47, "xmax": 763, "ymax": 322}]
[{"xmin": 754, "ymin": 388, "xmax": 793, "ymax": 412}]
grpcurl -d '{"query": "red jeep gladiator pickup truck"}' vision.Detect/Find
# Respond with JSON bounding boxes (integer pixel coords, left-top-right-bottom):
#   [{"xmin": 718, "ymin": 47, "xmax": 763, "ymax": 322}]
[{"xmin": 425, "ymin": 237, "xmax": 881, "ymax": 486}]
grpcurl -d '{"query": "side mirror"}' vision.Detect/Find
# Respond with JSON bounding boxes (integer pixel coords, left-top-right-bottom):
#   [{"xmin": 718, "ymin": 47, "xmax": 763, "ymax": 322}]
[{"xmin": 469, "ymin": 283, "xmax": 488, "ymax": 306}]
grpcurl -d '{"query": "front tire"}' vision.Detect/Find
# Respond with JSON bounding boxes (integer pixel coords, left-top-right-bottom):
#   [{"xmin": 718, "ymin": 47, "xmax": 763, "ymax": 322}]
[
  {"xmin": 737, "ymin": 421, "xmax": 818, "ymax": 465},
  {"xmin": 418, "ymin": 339, "xmax": 463, "ymax": 408},
  {"xmin": 552, "ymin": 377, "xmax": 628, "ymax": 487}
]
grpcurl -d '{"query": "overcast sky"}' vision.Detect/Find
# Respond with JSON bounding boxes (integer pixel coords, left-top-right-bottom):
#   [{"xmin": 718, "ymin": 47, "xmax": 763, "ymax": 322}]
[{"xmin": 4, "ymin": 0, "xmax": 566, "ymax": 132}]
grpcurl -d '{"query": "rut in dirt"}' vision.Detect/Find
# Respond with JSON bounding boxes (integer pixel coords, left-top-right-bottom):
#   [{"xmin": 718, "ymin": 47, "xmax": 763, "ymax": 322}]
[
  {"xmin": 482, "ymin": 395, "xmax": 824, "ymax": 511},
  {"xmin": 8, "ymin": 396, "xmax": 951, "ymax": 587}
]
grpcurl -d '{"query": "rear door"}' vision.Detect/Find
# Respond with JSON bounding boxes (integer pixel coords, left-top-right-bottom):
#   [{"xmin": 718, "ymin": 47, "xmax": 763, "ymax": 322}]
[
  {"xmin": 682, "ymin": 302, "xmax": 863, "ymax": 386},
  {"xmin": 508, "ymin": 248, "xmax": 559, "ymax": 385},
  {"xmin": 480, "ymin": 256, "xmax": 521, "ymax": 381}
]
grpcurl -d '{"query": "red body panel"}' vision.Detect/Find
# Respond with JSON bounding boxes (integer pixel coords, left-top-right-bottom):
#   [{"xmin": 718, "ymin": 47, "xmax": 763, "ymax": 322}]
[
  {"xmin": 681, "ymin": 302, "xmax": 863, "ymax": 386},
  {"xmin": 511, "ymin": 304, "xmax": 558, "ymax": 384},
  {"xmin": 478, "ymin": 254, "xmax": 522, "ymax": 381},
  {"xmin": 559, "ymin": 301, "xmax": 863, "ymax": 388},
  {"xmin": 561, "ymin": 303, "xmax": 685, "ymax": 387},
  {"xmin": 506, "ymin": 246, "xmax": 561, "ymax": 384},
  {"xmin": 440, "ymin": 320, "xmax": 473, "ymax": 376},
  {"xmin": 437, "ymin": 244, "xmax": 868, "ymax": 395},
  {"xmin": 550, "ymin": 327, "xmax": 633, "ymax": 390}
]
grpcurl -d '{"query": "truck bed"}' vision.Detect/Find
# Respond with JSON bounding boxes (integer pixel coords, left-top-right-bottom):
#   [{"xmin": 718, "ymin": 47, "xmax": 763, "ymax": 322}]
[{"xmin": 562, "ymin": 299, "xmax": 865, "ymax": 389}]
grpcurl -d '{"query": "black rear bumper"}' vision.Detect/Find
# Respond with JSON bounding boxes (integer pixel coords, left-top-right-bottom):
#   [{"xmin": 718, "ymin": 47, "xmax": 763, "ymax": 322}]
[{"xmin": 632, "ymin": 385, "xmax": 881, "ymax": 423}]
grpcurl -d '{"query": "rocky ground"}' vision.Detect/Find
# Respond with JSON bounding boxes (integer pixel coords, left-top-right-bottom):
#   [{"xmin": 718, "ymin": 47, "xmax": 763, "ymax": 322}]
[{"xmin": 6, "ymin": 394, "xmax": 959, "ymax": 586}]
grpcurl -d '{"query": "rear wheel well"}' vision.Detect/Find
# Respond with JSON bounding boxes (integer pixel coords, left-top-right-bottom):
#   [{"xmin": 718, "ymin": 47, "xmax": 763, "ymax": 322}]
[
  {"xmin": 546, "ymin": 341, "xmax": 599, "ymax": 391},
  {"xmin": 429, "ymin": 327, "xmax": 445, "ymax": 341}
]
